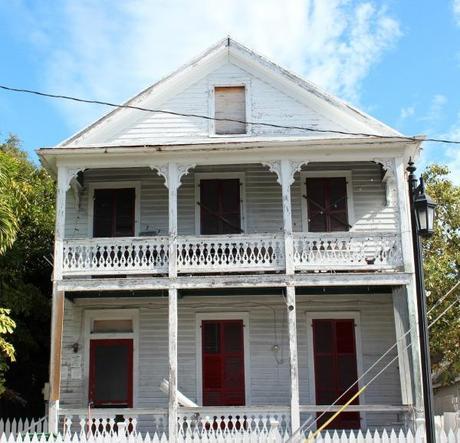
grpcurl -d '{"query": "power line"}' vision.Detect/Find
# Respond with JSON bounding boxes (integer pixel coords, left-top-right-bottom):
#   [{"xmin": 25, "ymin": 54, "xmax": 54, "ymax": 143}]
[
  {"xmin": 288, "ymin": 281, "xmax": 460, "ymax": 440},
  {"xmin": 1, "ymin": 84, "xmax": 460, "ymax": 145}
]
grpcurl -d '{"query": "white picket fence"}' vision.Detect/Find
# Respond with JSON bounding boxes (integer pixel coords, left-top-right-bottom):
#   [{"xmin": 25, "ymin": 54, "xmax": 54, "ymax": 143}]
[
  {"xmin": 0, "ymin": 428, "xmax": 460, "ymax": 443},
  {"xmin": 0, "ymin": 418, "xmax": 48, "ymax": 438}
]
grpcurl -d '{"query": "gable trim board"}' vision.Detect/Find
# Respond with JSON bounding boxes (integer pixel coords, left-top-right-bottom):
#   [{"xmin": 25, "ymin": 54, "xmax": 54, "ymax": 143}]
[{"xmin": 50, "ymin": 38, "xmax": 405, "ymax": 150}]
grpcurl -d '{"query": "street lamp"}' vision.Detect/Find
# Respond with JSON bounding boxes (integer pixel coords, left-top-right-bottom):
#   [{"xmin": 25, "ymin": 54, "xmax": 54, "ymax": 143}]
[{"xmin": 407, "ymin": 160, "xmax": 437, "ymax": 443}]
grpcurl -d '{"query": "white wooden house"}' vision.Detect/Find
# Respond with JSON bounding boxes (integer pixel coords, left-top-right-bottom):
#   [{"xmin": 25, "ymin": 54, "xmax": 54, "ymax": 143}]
[{"xmin": 38, "ymin": 38, "xmax": 427, "ymax": 439}]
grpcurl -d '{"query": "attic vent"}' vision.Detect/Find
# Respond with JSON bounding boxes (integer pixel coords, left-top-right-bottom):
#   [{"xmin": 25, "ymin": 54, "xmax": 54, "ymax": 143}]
[{"xmin": 214, "ymin": 86, "xmax": 246, "ymax": 135}]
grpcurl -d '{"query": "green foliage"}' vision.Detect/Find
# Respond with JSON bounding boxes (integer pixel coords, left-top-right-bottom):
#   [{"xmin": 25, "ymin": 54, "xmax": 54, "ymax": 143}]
[
  {"xmin": 422, "ymin": 164, "xmax": 460, "ymax": 384},
  {"xmin": 0, "ymin": 135, "xmax": 55, "ymax": 413}
]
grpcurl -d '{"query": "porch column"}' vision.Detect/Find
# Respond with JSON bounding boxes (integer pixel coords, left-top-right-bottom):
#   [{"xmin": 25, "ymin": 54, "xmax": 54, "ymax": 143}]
[
  {"xmin": 394, "ymin": 157, "xmax": 424, "ymax": 426},
  {"xmin": 279, "ymin": 159, "xmax": 301, "ymax": 433},
  {"xmin": 167, "ymin": 162, "xmax": 179, "ymax": 440},
  {"xmin": 48, "ymin": 166, "xmax": 69, "ymax": 432}
]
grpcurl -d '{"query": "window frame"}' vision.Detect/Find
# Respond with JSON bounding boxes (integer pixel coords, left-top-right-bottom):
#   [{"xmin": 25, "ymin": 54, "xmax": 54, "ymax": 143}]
[
  {"xmin": 305, "ymin": 311, "xmax": 366, "ymax": 429},
  {"xmin": 299, "ymin": 171, "xmax": 354, "ymax": 232},
  {"xmin": 88, "ymin": 181, "xmax": 141, "ymax": 238},
  {"xmin": 83, "ymin": 309, "xmax": 139, "ymax": 408},
  {"xmin": 195, "ymin": 312, "xmax": 250, "ymax": 406},
  {"xmin": 194, "ymin": 172, "xmax": 246, "ymax": 235},
  {"xmin": 208, "ymin": 81, "xmax": 252, "ymax": 137}
]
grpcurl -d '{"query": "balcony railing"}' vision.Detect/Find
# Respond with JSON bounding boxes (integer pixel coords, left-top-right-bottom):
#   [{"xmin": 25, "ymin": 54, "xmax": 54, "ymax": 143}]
[{"xmin": 61, "ymin": 231, "xmax": 402, "ymax": 277}]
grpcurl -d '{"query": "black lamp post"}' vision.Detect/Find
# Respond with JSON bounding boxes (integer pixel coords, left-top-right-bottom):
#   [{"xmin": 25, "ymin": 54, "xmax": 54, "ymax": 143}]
[{"xmin": 407, "ymin": 160, "xmax": 436, "ymax": 443}]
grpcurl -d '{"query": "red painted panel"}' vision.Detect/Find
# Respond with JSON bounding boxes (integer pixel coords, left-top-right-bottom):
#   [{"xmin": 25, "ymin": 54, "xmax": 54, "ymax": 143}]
[
  {"xmin": 312, "ymin": 319, "xmax": 360, "ymax": 429},
  {"xmin": 202, "ymin": 320, "xmax": 245, "ymax": 406},
  {"xmin": 89, "ymin": 339, "xmax": 133, "ymax": 408}
]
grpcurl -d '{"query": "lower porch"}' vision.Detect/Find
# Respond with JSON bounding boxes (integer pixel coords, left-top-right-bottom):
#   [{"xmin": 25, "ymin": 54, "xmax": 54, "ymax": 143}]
[{"xmin": 54, "ymin": 286, "xmax": 416, "ymax": 437}]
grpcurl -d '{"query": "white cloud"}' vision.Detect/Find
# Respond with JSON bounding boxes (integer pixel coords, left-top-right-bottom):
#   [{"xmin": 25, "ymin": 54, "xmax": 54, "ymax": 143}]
[
  {"xmin": 454, "ymin": 0, "xmax": 460, "ymax": 26},
  {"xmin": 17, "ymin": 0, "xmax": 401, "ymax": 128},
  {"xmin": 420, "ymin": 94, "xmax": 447, "ymax": 125},
  {"xmin": 400, "ymin": 106, "xmax": 415, "ymax": 120}
]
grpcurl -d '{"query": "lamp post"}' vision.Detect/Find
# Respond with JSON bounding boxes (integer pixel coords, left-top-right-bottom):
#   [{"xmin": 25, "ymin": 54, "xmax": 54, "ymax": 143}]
[{"xmin": 407, "ymin": 160, "xmax": 436, "ymax": 443}]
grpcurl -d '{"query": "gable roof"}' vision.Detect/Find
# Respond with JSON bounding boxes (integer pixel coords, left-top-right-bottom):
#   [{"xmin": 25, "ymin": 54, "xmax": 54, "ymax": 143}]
[{"xmin": 57, "ymin": 37, "xmax": 402, "ymax": 148}]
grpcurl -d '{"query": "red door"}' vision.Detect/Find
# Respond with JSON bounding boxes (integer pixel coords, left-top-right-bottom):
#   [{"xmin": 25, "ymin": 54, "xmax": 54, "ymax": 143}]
[
  {"xmin": 312, "ymin": 319, "xmax": 360, "ymax": 429},
  {"xmin": 202, "ymin": 320, "xmax": 245, "ymax": 406},
  {"xmin": 89, "ymin": 339, "xmax": 133, "ymax": 408}
]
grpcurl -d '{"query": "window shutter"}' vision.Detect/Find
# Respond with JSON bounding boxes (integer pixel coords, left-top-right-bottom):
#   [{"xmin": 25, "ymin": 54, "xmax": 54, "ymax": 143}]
[
  {"xmin": 312, "ymin": 319, "xmax": 360, "ymax": 429},
  {"xmin": 214, "ymin": 86, "xmax": 246, "ymax": 135},
  {"xmin": 306, "ymin": 177, "xmax": 349, "ymax": 232}
]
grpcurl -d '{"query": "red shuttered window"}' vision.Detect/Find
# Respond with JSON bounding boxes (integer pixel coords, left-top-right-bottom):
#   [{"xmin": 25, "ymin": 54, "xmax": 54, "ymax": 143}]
[
  {"xmin": 93, "ymin": 188, "xmax": 135, "ymax": 237},
  {"xmin": 312, "ymin": 319, "xmax": 360, "ymax": 429},
  {"xmin": 89, "ymin": 339, "xmax": 133, "ymax": 408},
  {"xmin": 306, "ymin": 177, "xmax": 349, "ymax": 232},
  {"xmin": 199, "ymin": 179, "xmax": 241, "ymax": 234},
  {"xmin": 202, "ymin": 320, "xmax": 245, "ymax": 406}
]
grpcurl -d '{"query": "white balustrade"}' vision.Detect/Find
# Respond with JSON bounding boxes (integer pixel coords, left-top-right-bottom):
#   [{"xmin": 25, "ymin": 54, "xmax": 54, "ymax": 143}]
[
  {"xmin": 178, "ymin": 406, "xmax": 290, "ymax": 437},
  {"xmin": 293, "ymin": 231, "xmax": 402, "ymax": 271},
  {"xmin": 61, "ymin": 232, "xmax": 402, "ymax": 277},
  {"xmin": 177, "ymin": 234, "xmax": 285, "ymax": 273},
  {"xmin": 62, "ymin": 237, "xmax": 169, "ymax": 276}
]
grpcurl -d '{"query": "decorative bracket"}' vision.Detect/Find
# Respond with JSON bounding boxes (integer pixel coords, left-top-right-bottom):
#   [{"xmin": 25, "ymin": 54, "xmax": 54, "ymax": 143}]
[
  {"xmin": 373, "ymin": 158, "xmax": 397, "ymax": 207},
  {"xmin": 150, "ymin": 163, "xmax": 196, "ymax": 189},
  {"xmin": 61, "ymin": 167, "xmax": 85, "ymax": 210},
  {"xmin": 262, "ymin": 160, "xmax": 309, "ymax": 186}
]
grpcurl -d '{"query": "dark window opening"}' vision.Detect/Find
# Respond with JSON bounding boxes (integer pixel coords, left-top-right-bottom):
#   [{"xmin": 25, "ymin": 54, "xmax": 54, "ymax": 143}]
[
  {"xmin": 312, "ymin": 319, "xmax": 360, "ymax": 429},
  {"xmin": 202, "ymin": 320, "xmax": 245, "ymax": 406},
  {"xmin": 306, "ymin": 177, "xmax": 349, "ymax": 232},
  {"xmin": 93, "ymin": 188, "xmax": 135, "ymax": 237},
  {"xmin": 199, "ymin": 179, "xmax": 242, "ymax": 234},
  {"xmin": 89, "ymin": 339, "xmax": 133, "ymax": 408}
]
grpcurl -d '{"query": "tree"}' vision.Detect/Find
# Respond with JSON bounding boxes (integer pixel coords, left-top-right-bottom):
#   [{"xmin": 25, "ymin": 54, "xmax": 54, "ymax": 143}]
[
  {"xmin": 0, "ymin": 135, "xmax": 55, "ymax": 416},
  {"xmin": 422, "ymin": 164, "xmax": 460, "ymax": 384}
]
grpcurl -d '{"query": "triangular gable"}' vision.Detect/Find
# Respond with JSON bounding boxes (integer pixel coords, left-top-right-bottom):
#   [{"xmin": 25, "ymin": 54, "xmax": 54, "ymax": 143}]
[{"xmin": 59, "ymin": 38, "xmax": 400, "ymax": 147}]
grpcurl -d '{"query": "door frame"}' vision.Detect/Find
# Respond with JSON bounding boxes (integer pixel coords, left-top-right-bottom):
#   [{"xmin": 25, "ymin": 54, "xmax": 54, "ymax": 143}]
[
  {"xmin": 88, "ymin": 181, "xmax": 141, "ymax": 237},
  {"xmin": 305, "ymin": 311, "xmax": 366, "ymax": 428},
  {"xmin": 195, "ymin": 312, "xmax": 250, "ymax": 405},
  {"xmin": 299, "ymin": 171, "xmax": 354, "ymax": 232},
  {"xmin": 194, "ymin": 172, "xmax": 246, "ymax": 235},
  {"xmin": 83, "ymin": 309, "xmax": 139, "ymax": 407}
]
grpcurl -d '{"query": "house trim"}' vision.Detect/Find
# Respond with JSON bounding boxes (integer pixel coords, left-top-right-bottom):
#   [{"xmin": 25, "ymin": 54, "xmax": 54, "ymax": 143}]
[
  {"xmin": 208, "ymin": 80, "xmax": 252, "ymax": 137},
  {"xmin": 87, "ymin": 181, "xmax": 141, "ymax": 237},
  {"xmin": 82, "ymin": 308, "xmax": 140, "ymax": 407},
  {"xmin": 194, "ymin": 172, "xmax": 247, "ymax": 235},
  {"xmin": 195, "ymin": 312, "xmax": 251, "ymax": 406},
  {"xmin": 299, "ymin": 170, "xmax": 355, "ymax": 232},
  {"xmin": 305, "ymin": 311, "xmax": 366, "ymax": 429}
]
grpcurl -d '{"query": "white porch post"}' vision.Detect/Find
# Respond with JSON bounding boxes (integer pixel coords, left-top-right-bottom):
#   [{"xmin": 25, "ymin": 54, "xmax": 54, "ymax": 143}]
[
  {"xmin": 49, "ymin": 166, "xmax": 68, "ymax": 433},
  {"xmin": 168, "ymin": 162, "xmax": 179, "ymax": 440},
  {"xmin": 280, "ymin": 159, "xmax": 301, "ymax": 433},
  {"xmin": 394, "ymin": 157, "xmax": 424, "ymax": 426}
]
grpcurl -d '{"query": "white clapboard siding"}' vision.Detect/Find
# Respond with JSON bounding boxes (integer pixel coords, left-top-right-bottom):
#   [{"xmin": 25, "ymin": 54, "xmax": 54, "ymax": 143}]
[
  {"xmin": 60, "ymin": 293, "xmax": 402, "ymax": 429},
  {"xmin": 64, "ymin": 162, "xmax": 392, "ymax": 239},
  {"xmin": 1, "ymin": 427, "xmax": 460, "ymax": 443},
  {"xmin": 0, "ymin": 417, "xmax": 48, "ymax": 437},
  {"xmin": 98, "ymin": 62, "xmax": 346, "ymax": 145}
]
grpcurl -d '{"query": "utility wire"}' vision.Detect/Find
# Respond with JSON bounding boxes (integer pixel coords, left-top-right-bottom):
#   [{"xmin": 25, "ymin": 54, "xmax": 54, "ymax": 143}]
[
  {"xmin": 288, "ymin": 281, "xmax": 460, "ymax": 441},
  {"xmin": 1, "ymin": 84, "xmax": 460, "ymax": 145}
]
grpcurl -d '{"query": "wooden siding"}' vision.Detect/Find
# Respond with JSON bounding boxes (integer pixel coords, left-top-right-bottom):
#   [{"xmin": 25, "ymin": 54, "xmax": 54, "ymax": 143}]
[
  {"xmin": 59, "ymin": 293, "xmax": 402, "ymax": 428},
  {"xmin": 64, "ymin": 162, "xmax": 395, "ymax": 238},
  {"xmin": 95, "ymin": 62, "xmax": 347, "ymax": 145}
]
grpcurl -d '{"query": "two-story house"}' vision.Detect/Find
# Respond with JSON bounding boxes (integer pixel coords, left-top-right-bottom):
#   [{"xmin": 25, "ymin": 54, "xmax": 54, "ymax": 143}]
[{"xmin": 38, "ymin": 38, "xmax": 426, "ymax": 440}]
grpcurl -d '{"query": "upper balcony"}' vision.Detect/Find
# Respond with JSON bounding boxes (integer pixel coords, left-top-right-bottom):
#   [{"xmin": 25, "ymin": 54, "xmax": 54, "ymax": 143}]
[{"xmin": 57, "ymin": 160, "xmax": 404, "ymax": 280}]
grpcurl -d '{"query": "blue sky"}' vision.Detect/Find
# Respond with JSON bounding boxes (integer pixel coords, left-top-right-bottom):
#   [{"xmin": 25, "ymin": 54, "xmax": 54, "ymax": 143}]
[{"xmin": 1, "ymin": 0, "xmax": 460, "ymax": 178}]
